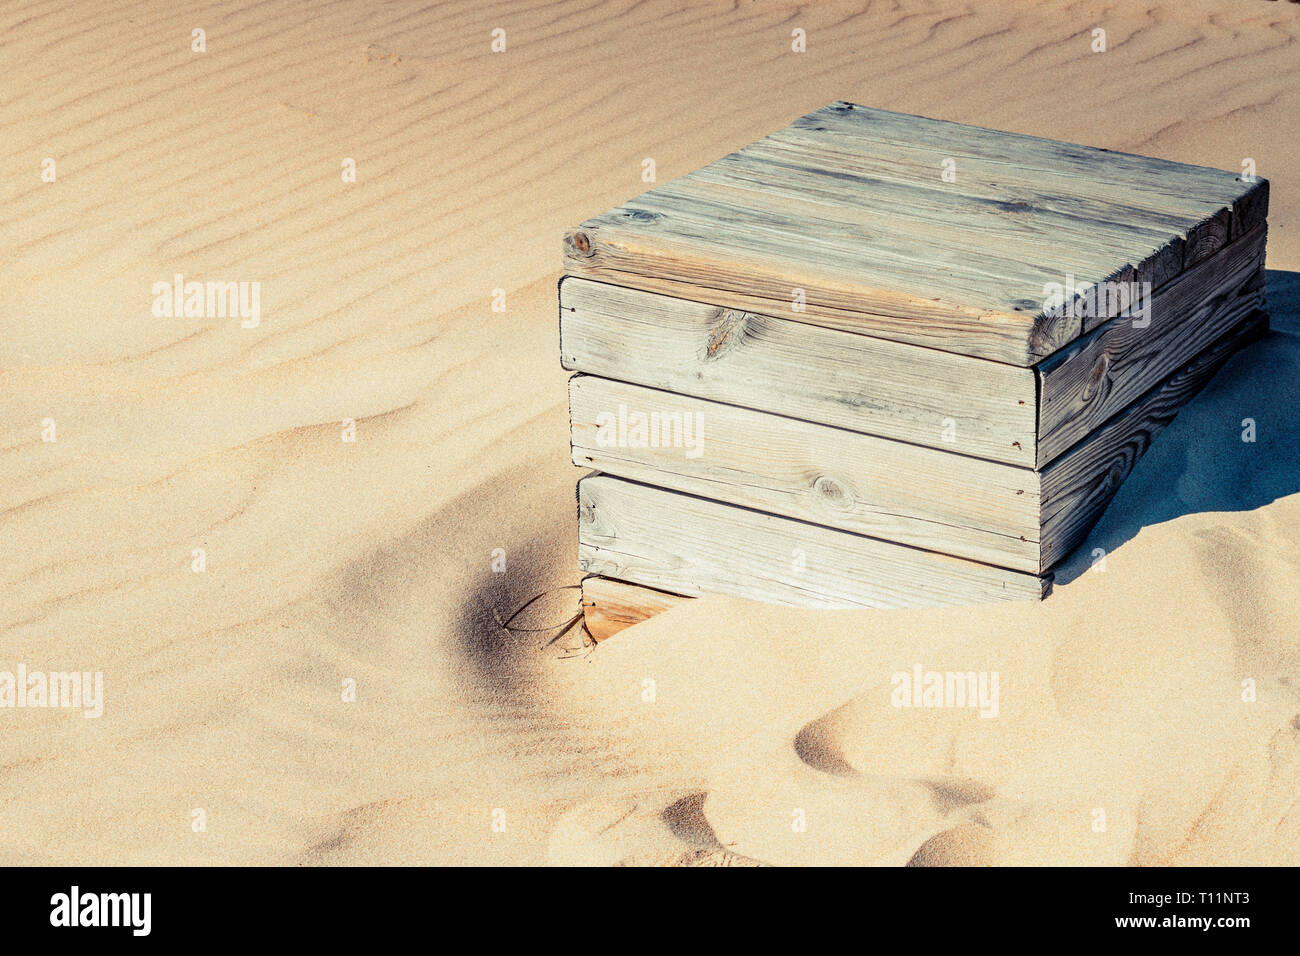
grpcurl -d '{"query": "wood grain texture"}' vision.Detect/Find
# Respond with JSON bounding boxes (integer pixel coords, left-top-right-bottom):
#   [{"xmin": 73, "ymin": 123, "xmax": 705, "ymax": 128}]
[
  {"xmin": 560, "ymin": 277, "xmax": 1037, "ymax": 466},
  {"xmin": 572, "ymin": 297, "xmax": 1265, "ymax": 578},
  {"xmin": 1037, "ymin": 224, "xmax": 1268, "ymax": 465},
  {"xmin": 581, "ymin": 575, "xmax": 689, "ymax": 641},
  {"xmin": 1039, "ymin": 311, "xmax": 1269, "ymax": 571},
  {"xmin": 577, "ymin": 475, "xmax": 1050, "ymax": 609},
  {"xmin": 564, "ymin": 101, "xmax": 1263, "ymax": 366},
  {"xmin": 569, "ymin": 374, "xmax": 1042, "ymax": 571},
  {"xmin": 1232, "ymin": 179, "xmax": 1270, "ymax": 242},
  {"xmin": 1, "ymin": 0, "xmax": 1296, "ymax": 866}
]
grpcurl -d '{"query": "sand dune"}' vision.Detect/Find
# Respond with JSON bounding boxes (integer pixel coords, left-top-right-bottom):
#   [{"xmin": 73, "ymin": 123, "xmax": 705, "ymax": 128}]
[{"xmin": 1, "ymin": 0, "xmax": 1298, "ymax": 865}]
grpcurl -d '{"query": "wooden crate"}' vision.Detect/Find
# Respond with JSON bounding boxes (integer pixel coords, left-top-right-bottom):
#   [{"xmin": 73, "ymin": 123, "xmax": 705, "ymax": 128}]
[{"xmin": 559, "ymin": 102, "xmax": 1269, "ymax": 633}]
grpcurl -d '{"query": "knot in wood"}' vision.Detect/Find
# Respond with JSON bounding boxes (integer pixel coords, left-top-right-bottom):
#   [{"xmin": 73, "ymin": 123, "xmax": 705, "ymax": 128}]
[
  {"xmin": 1081, "ymin": 351, "xmax": 1111, "ymax": 402},
  {"xmin": 812, "ymin": 475, "xmax": 854, "ymax": 511},
  {"xmin": 622, "ymin": 208, "xmax": 660, "ymax": 223},
  {"xmin": 566, "ymin": 230, "xmax": 594, "ymax": 257},
  {"xmin": 704, "ymin": 309, "xmax": 751, "ymax": 360}
]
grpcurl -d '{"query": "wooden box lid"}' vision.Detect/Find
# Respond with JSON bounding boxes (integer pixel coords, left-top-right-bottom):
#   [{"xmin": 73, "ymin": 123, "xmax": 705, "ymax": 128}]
[{"xmin": 562, "ymin": 101, "xmax": 1266, "ymax": 367}]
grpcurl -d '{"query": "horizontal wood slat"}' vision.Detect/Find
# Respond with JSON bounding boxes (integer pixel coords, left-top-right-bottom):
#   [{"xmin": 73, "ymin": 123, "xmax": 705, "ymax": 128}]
[
  {"xmin": 563, "ymin": 101, "xmax": 1263, "ymax": 365},
  {"xmin": 560, "ymin": 277, "xmax": 1037, "ymax": 466},
  {"xmin": 577, "ymin": 475, "xmax": 1051, "ymax": 609}
]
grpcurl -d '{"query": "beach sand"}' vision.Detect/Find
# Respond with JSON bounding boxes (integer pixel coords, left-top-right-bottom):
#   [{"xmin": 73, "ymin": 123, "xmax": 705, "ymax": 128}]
[{"xmin": 1, "ymin": 0, "xmax": 1297, "ymax": 865}]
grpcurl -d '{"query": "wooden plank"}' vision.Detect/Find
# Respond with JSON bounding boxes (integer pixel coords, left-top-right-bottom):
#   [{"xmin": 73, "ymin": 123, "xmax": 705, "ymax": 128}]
[
  {"xmin": 1039, "ymin": 311, "xmax": 1269, "ymax": 571},
  {"xmin": 560, "ymin": 276, "xmax": 1038, "ymax": 467},
  {"xmin": 581, "ymin": 575, "xmax": 690, "ymax": 641},
  {"xmin": 741, "ymin": 134, "xmax": 1189, "ymax": 295},
  {"xmin": 577, "ymin": 475, "xmax": 1050, "ymax": 609},
  {"xmin": 563, "ymin": 207, "xmax": 1046, "ymax": 366},
  {"xmin": 755, "ymin": 128, "xmax": 1263, "ymax": 297},
  {"xmin": 569, "ymin": 374, "xmax": 1041, "ymax": 572},
  {"xmin": 1182, "ymin": 207, "xmax": 1232, "ymax": 269},
  {"xmin": 1037, "ymin": 224, "xmax": 1267, "ymax": 465},
  {"xmin": 564, "ymin": 102, "xmax": 1262, "ymax": 365},
  {"xmin": 779, "ymin": 103, "xmax": 1267, "ymax": 242},
  {"xmin": 697, "ymin": 142, "xmax": 1184, "ymax": 303},
  {"xmin": 1232, "ymin": 178, "xmax": 1270, "ymax": 241}
]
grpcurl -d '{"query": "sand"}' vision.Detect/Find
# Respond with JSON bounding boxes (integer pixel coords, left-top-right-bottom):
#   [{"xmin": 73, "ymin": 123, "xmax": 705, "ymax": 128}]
[{"xmin": 0, "ymin": 0, "xmax": 1297, "ymax": 865}]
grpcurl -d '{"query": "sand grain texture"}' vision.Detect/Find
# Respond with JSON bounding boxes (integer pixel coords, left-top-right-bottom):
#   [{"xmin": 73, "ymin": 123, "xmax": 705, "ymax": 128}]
[{"xmin": 1, "ymin": 0, "xmax": 1298, "ymax": 865}]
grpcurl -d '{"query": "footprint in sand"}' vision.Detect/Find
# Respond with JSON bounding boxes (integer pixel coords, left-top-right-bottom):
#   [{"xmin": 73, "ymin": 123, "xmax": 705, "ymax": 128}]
[
  {"xmin": 700, "ymin": 693, "xmax": 1139, "ymax": 866},
  {"xmin": 545, "ymin": 789, "xmax": 764, "ymax": 866}
]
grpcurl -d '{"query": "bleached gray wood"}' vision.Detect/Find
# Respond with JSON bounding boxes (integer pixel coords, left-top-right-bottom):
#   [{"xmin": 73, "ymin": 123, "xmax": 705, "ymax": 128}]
[
  {"xmin": 560, "ymin": 277, "xmax": 1037, "ymax": 467},
  {"xmin": 718, "ymin": 139, "xmax": 1185, "ymax": 288},
  {"xmin": 1037, "ymin": 224, "xmax": 1267, "ymax": 465},
  {"xmin": 1038, "ymin": 311, "xmax": 1268, "ymax": 570},
  {"xmin": 560, "ymin": 105, "xmax": 1271, "ymax": 604},
  {"xmin": 563, "ymin": 101, "xmax": 1265, "ymax": 365},
  {"xmin": 572, "ymin": 305, "xmax": 1267, "ymax": 577},
  {"xmin": 569, "ymin": 374, "xmax": 1042, "ymax": 571},
  {"xmin": 785, "ymin": 103, "xmax": 1263, "ymax": 220},
  {"xmin": 776, "ymin": 103, "xmax": 1267, "ymax": 258},
  {"xmin": 1231, "ymin": 178, "xmax": 1269, "ymax": 241},
  {"xmin": 577, "ymin": 475, "xmax": 1050, "ymax": 609}
]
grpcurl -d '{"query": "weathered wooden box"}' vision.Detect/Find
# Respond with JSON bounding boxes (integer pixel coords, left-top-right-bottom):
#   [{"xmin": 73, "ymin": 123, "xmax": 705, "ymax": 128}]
[{"xmin": 559, "ymin": 102, "xmax": 1268, "ymax": 631}]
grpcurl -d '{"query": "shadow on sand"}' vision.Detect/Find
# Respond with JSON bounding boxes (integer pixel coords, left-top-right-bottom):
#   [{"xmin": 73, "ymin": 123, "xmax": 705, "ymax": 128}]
[{"xmin": 1053, "ymin": 269, "xmax": 1300, "ymax": 585}]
